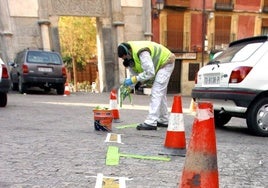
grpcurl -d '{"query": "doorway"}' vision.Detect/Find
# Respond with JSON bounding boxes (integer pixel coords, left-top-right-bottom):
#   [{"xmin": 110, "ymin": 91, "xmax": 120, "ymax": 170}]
[{"xmin": 168, "ymin": 59, "xmax": 181, "ymax": 93}]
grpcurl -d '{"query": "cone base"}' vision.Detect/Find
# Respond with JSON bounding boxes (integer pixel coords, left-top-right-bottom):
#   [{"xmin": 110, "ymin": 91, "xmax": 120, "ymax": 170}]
[
  {"xmin": 159, "ymin": 147, "xmax": 186, "ymax": 157},
  {"xmin": 179, "ymin": 170, "xmax": 219, "ymax": 188}
]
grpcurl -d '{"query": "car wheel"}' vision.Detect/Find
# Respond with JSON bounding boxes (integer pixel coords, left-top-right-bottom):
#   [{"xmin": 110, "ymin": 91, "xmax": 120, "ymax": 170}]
[
  {"xmin": 18, "ymin": 76, "xmax": 27, "ymax": 94},
  {"xmin": 214, "ymin": 110, "xmax": 232, "ymax": 127},
  {"xmin": 246, "ymin": 98, "xmax": 268, "ymax": 137},
  {"xmin": 56, "ymin": 84, "xmax": 65, "ymax": 95},
  {"xmin": 0, "ymin": 92, "xmax": 7, "ymax": 107}
]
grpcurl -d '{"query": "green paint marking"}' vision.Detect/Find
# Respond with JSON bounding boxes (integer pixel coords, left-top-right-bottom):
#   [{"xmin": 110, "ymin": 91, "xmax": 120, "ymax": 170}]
[
  {"xmin": 106, "ymin": 146, "xmax": 120, "ymax": 166},
  {"xmin": 106, "ymin": 146, "xmax": 171, "ymax": 166},
  {"xmin": 120, "ymin": 153, "xmax": 171, "ymax": 161},
  {"xmin": 115, "ymin": 124, "xmax": 138, "ymax": 129}
]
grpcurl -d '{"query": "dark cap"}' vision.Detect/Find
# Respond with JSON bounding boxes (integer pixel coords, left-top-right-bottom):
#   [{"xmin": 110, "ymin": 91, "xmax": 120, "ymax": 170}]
[{"xmin": 118, "ymin": 43, "xmax": 131, "ymax": 58}]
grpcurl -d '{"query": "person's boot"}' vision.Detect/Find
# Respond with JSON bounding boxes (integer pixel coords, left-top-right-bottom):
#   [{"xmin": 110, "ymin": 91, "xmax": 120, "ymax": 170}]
[
  {"xmin": 157, "ymin": 122, "xmax": 168, "ymax": 127},
  {"xmin": 136, "ymin": 123, "xmax": 157, "ymax": 130}
]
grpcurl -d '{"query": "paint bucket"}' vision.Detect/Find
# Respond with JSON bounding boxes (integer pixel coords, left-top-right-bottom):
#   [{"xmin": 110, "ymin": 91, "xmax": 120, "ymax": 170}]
[{"xmin": 93, "ymin": 109, "xmax": 113, "ymax": 131}]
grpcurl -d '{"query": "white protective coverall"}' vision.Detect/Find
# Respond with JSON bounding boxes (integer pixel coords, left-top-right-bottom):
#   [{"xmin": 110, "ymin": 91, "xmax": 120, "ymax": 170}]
[{"xmin": 129, "ymin": 51, "xmax": 175, "ymax": 126}]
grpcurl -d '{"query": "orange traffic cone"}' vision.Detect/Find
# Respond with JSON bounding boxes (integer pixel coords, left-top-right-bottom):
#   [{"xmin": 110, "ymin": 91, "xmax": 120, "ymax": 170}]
[
  {"xmin": 64, "ymin": 82, "xmax": 70, "ymax": 96},
  {"xmin": 179, "ymin": 101, "xmax": 219, "ymax": 188},
  {"xmin": 159, "ymin": 95, "xmax": 186, "ymax": 157},
  {"xmin": 189, "ymin": 98, "xmax": 197, "ymax": 114},
  {"xmin": 109, "ymin": 89, "xmax": 121, "ymax": 123}
]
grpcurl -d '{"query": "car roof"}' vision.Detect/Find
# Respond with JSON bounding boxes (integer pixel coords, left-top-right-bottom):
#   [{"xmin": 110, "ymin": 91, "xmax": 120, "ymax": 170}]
[
  {"xmin": 26, "ymin": 49, "xmax": 57, "ymax": 53},
  {"xmin": 229, "ymin": 35, "xmax": 268, "ymax": 47}
]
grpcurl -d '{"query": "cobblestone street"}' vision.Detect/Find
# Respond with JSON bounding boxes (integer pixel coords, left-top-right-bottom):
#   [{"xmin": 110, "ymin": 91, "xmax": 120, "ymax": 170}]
[{"xmin": 0, "ymin": 92, "xmax": 267, "ymax": 187}]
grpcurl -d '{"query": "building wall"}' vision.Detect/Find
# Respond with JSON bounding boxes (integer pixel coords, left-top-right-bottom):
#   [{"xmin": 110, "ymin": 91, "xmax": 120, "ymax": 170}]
[
  {"xmin": 2, "ymin": 0, "xmax": 267, "ymax": 95},
  {"xmin": 0, "ymin": 0, "xmax": 150, "ymax": 92},
  {"xmin": 237, "ymin": 15, "xmax": 255, "ymax": 39},
  {"xmin": 154, "ymin": 0, "xmax": 268, "ymax": 96}
]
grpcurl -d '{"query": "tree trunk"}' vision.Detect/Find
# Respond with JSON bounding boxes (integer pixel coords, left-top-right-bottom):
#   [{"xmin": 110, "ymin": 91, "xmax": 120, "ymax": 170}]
[{"xmin": 72, "ymin": 57, "xmax": 78, "ymax": 92}]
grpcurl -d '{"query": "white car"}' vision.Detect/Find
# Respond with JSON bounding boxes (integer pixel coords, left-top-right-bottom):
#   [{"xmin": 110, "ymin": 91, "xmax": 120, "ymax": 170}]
[
  {"xmin": 192, "ymin": 36, "xmax": 268, "ymax": 137},
  {"xmin": 0, "ymin": 57, "xmax": 11, "ymax": 107}
]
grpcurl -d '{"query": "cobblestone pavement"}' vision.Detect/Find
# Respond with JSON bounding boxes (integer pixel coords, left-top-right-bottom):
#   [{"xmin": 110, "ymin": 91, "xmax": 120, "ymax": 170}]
[{"xmin": 0, "ymin": 91, "xmax": 267, "ymax": 188}]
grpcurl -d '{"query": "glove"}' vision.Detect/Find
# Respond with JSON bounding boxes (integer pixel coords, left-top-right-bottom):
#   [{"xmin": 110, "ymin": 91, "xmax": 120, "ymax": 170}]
[
  {"xmin": 124, "ymin": 76, "xmax": 137, "ymax": 86},
  {"xmin": 124, "ymin": 78, "xmax": 133, "ymax": 86}
]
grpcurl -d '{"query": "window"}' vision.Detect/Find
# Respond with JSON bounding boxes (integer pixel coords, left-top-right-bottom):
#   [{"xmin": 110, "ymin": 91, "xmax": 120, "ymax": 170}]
[
  {"xmin": 188, "ymin": 63, "xmax": 199, "ymax": 81},
  {"xmin": 165, "ymin": 0, "xmax": 190, "ymax": 8},
  {"xmin": 213, "ymin": 42, "xmax": 263, "ymax": 63},
  {"xmin": 27, "ymin": 51, "xmax": 61, "ymax": 64},
  {"xmin": 216, "ymin": 0, "xmax": 232, "ymax": 3},
  {"xmin": 263, "ymin": 0, "xmax": 268, "ymax": 12},
  {"xmin": 214, "ymin": 16, "xmax": 231, "ymax": 49},
  {"xmin": 261, "ymin": 19, "xmax": 268, "ymax": 35},
  {"xmin": 215, "ymin": 0, "xmax": 233, "ymax": 11},
  {"xmin": 261, "ymin": 27, "xmax": 268, "ymax": 35},
  {"xmin": 166, "ymin": 13, "xmax": 184, "ymax": 52}
]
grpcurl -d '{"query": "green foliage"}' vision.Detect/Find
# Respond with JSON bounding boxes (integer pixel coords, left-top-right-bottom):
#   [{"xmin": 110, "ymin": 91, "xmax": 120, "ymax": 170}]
[
  {"xmin": 119, "ymin": 85, "xmax": 132, "ymax": 107},
  {"xmin": 62, "ymin": 56, "xmax": 72, "ymax": 71},
  {"xmin": 77, "ymin": 81, "xmax": 92, "ymax": 92},
  {"xmin": 58, "ymin": 16, "xmax": 97, "ymax": 69}
]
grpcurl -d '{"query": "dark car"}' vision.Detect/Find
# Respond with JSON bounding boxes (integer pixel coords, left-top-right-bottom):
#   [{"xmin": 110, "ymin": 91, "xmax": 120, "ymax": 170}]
[
  {"xmin": 0, "ymin": 57, "xmax": 11, "ymax": 107},
  {"xmin": 9, "ymin": 49, "xmax": 67, "ymax": 94}
]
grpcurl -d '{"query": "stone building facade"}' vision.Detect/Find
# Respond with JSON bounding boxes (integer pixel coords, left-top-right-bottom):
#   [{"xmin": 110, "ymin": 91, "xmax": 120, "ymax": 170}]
[
  {"xmin": 0, "ymin": 0, "xmax": 151, "ymax": 93},
  {"xmin": 2, "ymin": 0, "xmax": 268, "ymax": 96},
  {"xmin": 152, "ymin": 0, "xmax": 268, "ymax": 95}
]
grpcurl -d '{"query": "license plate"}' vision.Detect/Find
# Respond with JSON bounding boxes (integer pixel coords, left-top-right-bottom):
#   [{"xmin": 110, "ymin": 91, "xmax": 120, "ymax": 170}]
[
  {"xmin": 204, "ymin": 74, "xmax": 220, "ymax": 85},
  {"xmin": 38, "ymin": 67, "xmax": 52, "ymax": 72}
]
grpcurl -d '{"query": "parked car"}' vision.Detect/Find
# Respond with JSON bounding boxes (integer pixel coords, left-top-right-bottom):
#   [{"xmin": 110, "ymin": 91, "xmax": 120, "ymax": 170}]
[
  {"xmin": 0, "ymin": 57, "xmax": 11, "ymax": 107},
  {"xmin": 9, "ymin": 49, "xmax": 67, "ymax": 94},
  {"xmin": 192, "ymin": 35, "xmax": 268, "ymax": 137}
]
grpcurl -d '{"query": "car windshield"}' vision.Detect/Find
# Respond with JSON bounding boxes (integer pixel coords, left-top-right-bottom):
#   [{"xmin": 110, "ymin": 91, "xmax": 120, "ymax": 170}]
[
  {"xmin": 27, "ymin": 51, "xmax": 62, "ymax": 64},
  {"xmin": 209, "ymin": 42, "xmax": 263, "ymax": 64}
]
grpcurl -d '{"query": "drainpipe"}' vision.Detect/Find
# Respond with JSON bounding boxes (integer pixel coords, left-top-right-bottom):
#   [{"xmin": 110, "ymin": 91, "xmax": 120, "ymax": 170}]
[{"xmin": 202, "ymin": 0, "xmax": 206, "ymax": 67}]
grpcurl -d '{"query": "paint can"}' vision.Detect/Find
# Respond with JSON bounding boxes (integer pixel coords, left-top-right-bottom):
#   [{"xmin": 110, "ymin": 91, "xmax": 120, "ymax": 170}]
[{"xmin": 93, "ymin": 109, "xmax": 113, "ymax": 131}]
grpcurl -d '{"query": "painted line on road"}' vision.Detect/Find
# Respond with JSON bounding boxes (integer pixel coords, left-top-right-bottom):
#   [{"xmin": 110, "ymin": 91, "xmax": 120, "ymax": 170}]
[
  {"xmin": 38, "ymin": 101, "xmax": 192, "ymax": 113},
  {"xmin": 39, "ymin": 102, "xmax": 148, "ymax": 110},
  {"xmin": 115, "ymin": 123, "xmax": 138, "ymax": 129}
]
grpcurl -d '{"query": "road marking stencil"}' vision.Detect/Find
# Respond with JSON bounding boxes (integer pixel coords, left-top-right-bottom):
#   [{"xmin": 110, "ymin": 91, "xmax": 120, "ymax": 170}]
[
  {"xmin": 93, "ymin": 173, "xmax": 132, "ymax": 188},
  {"xmin": 105, "ymin": 133, "xmax": 123, "ymax": 144}
]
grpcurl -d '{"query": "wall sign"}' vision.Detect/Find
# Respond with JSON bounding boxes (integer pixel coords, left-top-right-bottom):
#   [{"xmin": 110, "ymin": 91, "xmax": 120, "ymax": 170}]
[{"xmin": 174, "ymin": 52, "xmax": 197, "ymax": 60}]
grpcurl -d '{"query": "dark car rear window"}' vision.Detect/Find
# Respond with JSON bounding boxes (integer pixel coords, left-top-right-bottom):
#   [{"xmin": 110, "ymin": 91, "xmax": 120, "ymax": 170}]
[{"xmin": 27, "ymin": 51, "xmax": 62, "ymax": 64}]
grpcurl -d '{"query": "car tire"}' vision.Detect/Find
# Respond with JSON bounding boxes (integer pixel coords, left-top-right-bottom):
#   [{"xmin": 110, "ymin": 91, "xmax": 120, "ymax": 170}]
[
  {"xmin": 56, "ymin": 84, "xmax": 65, "ymax": 95},
  {"xmin": 214, "ymin": 110, "xmax": 232, "ymax": 127},
  {"xmin": 18, "ymin": 76, "xmax": 27, "ymax": 94},
  {"xmin": 246, "ymin": 98, "xmax": 268, "ymax": 137},
  {"xmin": 0, "ymin": 92, "xmax": 7, "ymax": 107}
]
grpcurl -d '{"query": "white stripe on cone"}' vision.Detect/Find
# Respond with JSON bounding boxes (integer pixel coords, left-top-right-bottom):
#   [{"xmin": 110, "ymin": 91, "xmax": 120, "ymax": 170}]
[{"xmin": 167, "ymin": 113, "xmax": 185, "ymax": 132}]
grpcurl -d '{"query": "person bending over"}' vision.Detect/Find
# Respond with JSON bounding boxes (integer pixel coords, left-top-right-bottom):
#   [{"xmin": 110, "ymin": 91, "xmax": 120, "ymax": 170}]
[{"xmin": 117, "ymin": 41, "xmax": 175, "ymax": 130}]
